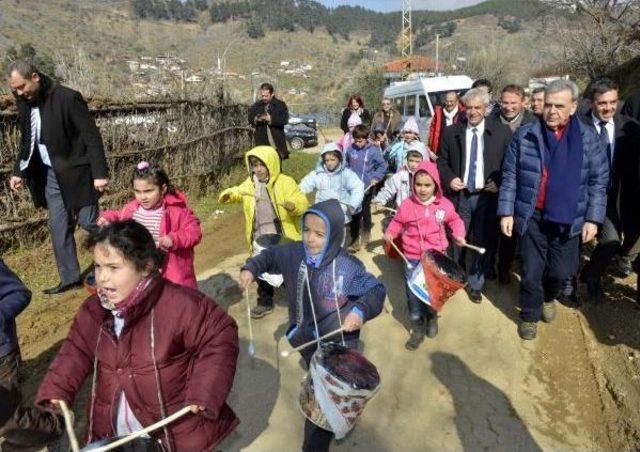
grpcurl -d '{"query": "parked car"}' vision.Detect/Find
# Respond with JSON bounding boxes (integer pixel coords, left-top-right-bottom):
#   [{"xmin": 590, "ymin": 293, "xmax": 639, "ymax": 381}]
[{"xmin": 285, "ymin": 116, "xmax": 318, "ymax": 150}]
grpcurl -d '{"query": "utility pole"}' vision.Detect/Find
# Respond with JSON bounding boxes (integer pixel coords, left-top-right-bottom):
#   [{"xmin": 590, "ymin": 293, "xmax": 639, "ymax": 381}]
[
  {"xmin": 401, "ymin": 0, "xmax": 413, "ymax": 80},
  {"xmin": 401, "ymin": 0, "xmax": 412, "ymax": 58},
  {"xmin": 435, "ymin": 33, "xmax": 440, "ymax": 75}
]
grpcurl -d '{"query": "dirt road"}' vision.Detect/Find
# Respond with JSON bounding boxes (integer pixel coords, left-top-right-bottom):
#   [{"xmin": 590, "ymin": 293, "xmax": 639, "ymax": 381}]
[{"xmin": 197, "ymin": 212, "xmax": 615, "ymax": 451}]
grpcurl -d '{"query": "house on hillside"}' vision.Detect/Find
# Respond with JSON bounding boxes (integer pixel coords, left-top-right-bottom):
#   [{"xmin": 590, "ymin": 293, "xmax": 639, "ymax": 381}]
[{"xmin": 382, "ymin": 56, "xmax": 451, "ymax": 84}]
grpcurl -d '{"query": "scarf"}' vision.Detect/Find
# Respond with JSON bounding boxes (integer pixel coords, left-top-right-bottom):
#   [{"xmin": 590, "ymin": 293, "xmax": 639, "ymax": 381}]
[
  {"xmin": 541, "ymin": 115, "xmax": 584, "ymax": 225},
  {"xmin": 443, "ymin": 107, "xmax": 459, "ymax": 126},
  {"xmin": 98, "ymin": 275, "xmax": 153, "ymax": 318}
]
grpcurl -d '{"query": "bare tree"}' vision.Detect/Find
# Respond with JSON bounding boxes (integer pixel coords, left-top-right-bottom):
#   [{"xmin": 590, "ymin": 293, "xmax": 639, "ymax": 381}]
[{"xmin": 543, "ymin": 0, "xmax": 640, "ymax": 79}]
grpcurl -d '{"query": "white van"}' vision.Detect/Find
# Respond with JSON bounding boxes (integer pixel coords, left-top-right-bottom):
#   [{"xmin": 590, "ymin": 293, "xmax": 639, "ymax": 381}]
[{"xmin": 383, "ymin": 75, "xmax": 474, "ymax": 141}]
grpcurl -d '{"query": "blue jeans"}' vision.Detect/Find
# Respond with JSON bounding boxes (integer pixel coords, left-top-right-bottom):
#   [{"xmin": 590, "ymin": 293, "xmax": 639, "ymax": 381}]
[
  {"xmin": 519, "ymin": 211, "xmax": 580, "ymax": 322},
  {"xmin": 405, "ymin": 259, "xmax": 436, "ymax": 321}
]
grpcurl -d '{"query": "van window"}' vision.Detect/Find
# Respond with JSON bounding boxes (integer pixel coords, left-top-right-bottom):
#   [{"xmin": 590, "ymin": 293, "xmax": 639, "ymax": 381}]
[
  {"xmin": 418, "ymin": 95, "xmax": 430, "ymax": 118},
  {"xmin": 406, "ymin": 95, "xmax": 416, "ymax": 115},
  {"xmin": 394, "ymin": 97, "xmax": 405, "ymax": 115}
]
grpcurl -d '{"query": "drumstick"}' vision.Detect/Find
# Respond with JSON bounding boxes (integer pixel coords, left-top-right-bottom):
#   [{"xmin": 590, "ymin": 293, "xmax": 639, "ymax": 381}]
[
  {"xmin": 56, "ymin": 400, "xmax": 80, "ymax": 452},
  {"xmin": 280, "ymin": 327, "xmax": 344, "ymax": 358},
  {"xmin": 385, "ymin": 239, "xmax": 413, "ymax": 269},
  {"xmin": 92, "ymin": 406, "xmax": 193, "ymax": 452},
  {"xmin": 377, "ymin": 206, "xmax": 396, "ymax": 214},
  {"xmin": 245, "ymin": 288, "xmax": 256, "ymax": 357},
  {"xmin": 463, "ymin": 243, "xmax": 486, "ymax": 254}
]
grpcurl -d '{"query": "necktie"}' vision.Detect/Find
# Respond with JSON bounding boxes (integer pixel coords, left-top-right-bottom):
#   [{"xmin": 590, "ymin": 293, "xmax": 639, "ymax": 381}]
[
  {"xmin": 30, "ymin": 108, "xmax": 38, "ymax": 153},
  {"xmin": 599, "ymin": 121, "xmax": 612, "ymax": 168},
  {"xmin": 467, "ymin": 128, "xmax": 478, "ymax": 192}
]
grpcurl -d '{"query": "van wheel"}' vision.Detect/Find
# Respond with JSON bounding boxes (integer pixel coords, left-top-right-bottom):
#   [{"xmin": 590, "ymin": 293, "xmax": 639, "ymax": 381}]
[{"xmin": 289, "ymin": 137, "xmax": 305, "ymax": 151}]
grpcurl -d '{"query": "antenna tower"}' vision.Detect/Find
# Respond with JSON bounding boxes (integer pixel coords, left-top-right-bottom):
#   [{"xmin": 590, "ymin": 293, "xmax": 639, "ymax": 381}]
[{"xmin": 401, "ymin": 0, "xmax": 413, "ymax": 58}]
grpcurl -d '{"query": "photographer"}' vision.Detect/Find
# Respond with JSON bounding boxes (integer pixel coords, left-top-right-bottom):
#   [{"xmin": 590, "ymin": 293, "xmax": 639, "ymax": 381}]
[{"xmin": 248, "ymin": 82, "xmax": 290, "ymax": 160}]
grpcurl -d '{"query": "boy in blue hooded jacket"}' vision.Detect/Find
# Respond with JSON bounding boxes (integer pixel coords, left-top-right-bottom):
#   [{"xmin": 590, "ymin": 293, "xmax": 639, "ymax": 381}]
[
  {"xmin": 240, "ymin": 199, "xmax": 385, "ymax": 451},
  {"xmin": 0, "ymin": 259, "xmax": 62, "ymax": 448}
]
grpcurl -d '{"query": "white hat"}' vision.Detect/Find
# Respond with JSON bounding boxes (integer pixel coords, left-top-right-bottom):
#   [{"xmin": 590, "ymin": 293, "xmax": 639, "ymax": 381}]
[{"xmin": 402, "ymin": 116, "xmax": 419, "ymax": 134}]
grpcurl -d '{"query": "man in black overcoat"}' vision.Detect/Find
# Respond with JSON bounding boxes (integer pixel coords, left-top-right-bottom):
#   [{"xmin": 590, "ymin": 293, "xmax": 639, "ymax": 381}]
[{"xmin": 248, "ymin": 82, "xmax": 289, "ymax": 160}]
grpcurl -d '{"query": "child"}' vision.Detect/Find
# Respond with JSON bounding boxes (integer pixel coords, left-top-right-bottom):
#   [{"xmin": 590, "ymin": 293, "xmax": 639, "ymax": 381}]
[
  {"xmin": 240, "ymin": 199, "xmax": 385, "ymax": 452},
  {"xmin": 97, "ymin": 161, "xmax": 202, "ymax": 289},
  {"xmin": 219, "ymin": 145, "xmax": 309, "ymax": 318},
  {"xmin": 299, "ymin": 142, "xmax": 364, "ymax": 245},
  {"xmin": 336, "ymin": 113, "xmax": 362, "ymax": 152},
  {"xmin": 0, "ymin": 259, "xmax": 63, "ymax": 449},
  {"xmin": 373, "ymin": 142, "xmax": 426, "ymax": 209},
  {"xmin": 344, "ymin": 124, "xmax": 388, "ymax": 251},
  {"xmin": 371, "ymin": 122, "xmax": 390, "ymax": 153},
  {"xmin": 384, "ymin": 161, "xmax": 466, "ymax": 350},
  {"xmin": 37, "ymin": 221, "xmax": 239, "ymax": 451},
  {"xmin": 387, "ymin": 117, "xmax": 432, "ymax": 173}
]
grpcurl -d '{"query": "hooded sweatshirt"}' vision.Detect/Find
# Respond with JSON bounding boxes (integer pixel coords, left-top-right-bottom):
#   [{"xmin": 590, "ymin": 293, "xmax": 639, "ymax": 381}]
[
  {"xmin": 0, "ymin": 259, "xmax": 31, "ymax": 358},
  {"xmin": 99, "ymin": 190, "xmax": 202, "ymax": 289},
  {"xmin": 242, "ymin": 199, "xmax": 385, "ymax": 347},
  {"xmin": 374, "ymin": 146, "xmax": 427, "ymax": 208},
  {"xmin": 299, "ymin": 148, "xmax": 365, "ymax": 224},
  {"xmin": 344, "ymin": 141, "xmax": 388, "ymax": 187},
  {"xmin": 218, "ymin": 146, "xmax": 309, "ymax": 250},
  {"xmin": 385, "ymin": 161, "xmax": 465, "ymax": 260}
]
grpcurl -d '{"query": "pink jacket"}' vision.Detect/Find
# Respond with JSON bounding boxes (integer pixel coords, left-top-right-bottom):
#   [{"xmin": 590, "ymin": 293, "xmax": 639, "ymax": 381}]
[
  {"xmin": 385, "ymin": 161, "xmax": 465, "ymax": 260},
  {"xmin": 99, "ymin": 191, "xmax": 202, "ymax": 288}
]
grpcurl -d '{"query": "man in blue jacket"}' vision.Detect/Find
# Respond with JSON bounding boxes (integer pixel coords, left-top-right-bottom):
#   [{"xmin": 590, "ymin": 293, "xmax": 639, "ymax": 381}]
[
  {"xmin": 0, "ymin": 259, "xmax": 62, "ymax": 447},
  {"xmin": 498, "ymin": 80, "xmax": 609, "ymax": 340}
]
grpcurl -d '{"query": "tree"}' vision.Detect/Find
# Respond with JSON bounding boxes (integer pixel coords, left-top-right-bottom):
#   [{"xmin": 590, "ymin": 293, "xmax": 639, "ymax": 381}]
[
  {"xmin": 542, "ymin": 0, "xmax": 640, "ymax": 79},
  {"xmin": 2, "ymin": 43, "xmax": 58, "ymax": 79},
  {"xmin": 340, "ymin": 62, "xmax": 386, "ymax": 112},
  {"xmin": 246, "ymin": 17, "xmax": 265, "ymax": 39}
]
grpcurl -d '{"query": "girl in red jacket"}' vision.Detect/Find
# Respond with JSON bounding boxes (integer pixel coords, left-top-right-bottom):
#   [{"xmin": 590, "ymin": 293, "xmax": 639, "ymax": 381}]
[
  {"xmin": 98, "ymin": 162, "xmax": 202, "ymax": 289},
  {"xmin": 384, "ymin": 161, "xmax": 466, "ymax": 350},
  {"xmin": 37, "ymin": 220, "xmax": 239, "ymax": 451}
]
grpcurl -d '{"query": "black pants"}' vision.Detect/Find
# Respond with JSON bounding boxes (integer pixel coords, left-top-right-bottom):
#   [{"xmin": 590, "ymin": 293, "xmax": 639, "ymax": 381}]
[
  {"xmin": 519, "ymin": 211, "xmax": 580, "ymax": 322},
  {"xmin": 0, "ymin": 348, "xmax": 62, "ymax": 448},
  {"xmin": 582, "ymin": 214, "xmax": 636, "ymax": 282},
  {"xmin": 350, "ymin": 190, "xmax": 374, "ymax": 243},
  {"xmin": 257, "ymin": 278, "xmax": 274, "ymax": 308}
]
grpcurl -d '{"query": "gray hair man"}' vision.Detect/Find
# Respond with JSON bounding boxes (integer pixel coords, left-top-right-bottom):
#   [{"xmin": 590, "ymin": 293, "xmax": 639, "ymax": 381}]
[
  {"xmin": 498, "ymin": 79, "xmax": 609, "ymax": 340},
  {"xmin": 438, "ymin": 88, "xmax": 513, "ymax": 303}
]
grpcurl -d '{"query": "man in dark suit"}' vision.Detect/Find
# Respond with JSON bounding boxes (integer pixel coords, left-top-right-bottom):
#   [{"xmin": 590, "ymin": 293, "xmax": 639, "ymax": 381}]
[
  {"xmin": 490, "ymin": 84, "xmax": 537, "ymax": 284},
  {"xmin": 580, "ymin": 78, "xmax": 640, "ymax": 300},
  {"xmin": 8, "ymin": 60, "xmax": 109, "ymax": 295},
  {"xmin": 438, "ymin": 88, "xmax": 513, "ymax": 303},
  {"xmin": 248, "ymin": 82, "xmax": 289, "ymax": 160}
]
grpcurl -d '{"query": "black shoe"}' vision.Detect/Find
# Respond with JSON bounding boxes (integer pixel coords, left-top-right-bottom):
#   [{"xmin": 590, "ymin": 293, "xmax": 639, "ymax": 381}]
[
  {"xmin": 43, "ymin": 280, "xmax": 82, "ymax": 295},
  {"xmin": 468, "ymin": 289, "xmax": 482, "ymax": 304},
  {"xmin": 405, "ymin": 319, "xmax": 425, "ymax": 350},
  {"xmin": 541, "ymin": 301, "xmax": 556, "ymax": 323},
  {"xmin": 584, "ymin": 278, "xmax": 604, "ymax": 302},
  {"xmin": 518, "ymin": 321, "xmax": 537, "ymax": 340},
  {"xmin": 250, "ymin": 305, "xmax": 274, "ymax": 319},
  {"xmin": 425, "ymin": 315, "xmax": 439, "ymax": 338}
]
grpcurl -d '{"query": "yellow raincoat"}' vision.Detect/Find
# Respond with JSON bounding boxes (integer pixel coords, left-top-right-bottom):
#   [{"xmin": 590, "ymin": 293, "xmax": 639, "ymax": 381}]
[{"xmin": 218, "ymin": 146, "xmax": 309, "ymax": 250}]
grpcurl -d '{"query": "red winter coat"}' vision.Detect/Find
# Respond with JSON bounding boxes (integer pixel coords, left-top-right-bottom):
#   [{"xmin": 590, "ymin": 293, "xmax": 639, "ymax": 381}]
[
  {"xmin": 428, "ymin": 104, "xmax": 466, "ymax": 154},
  {"xmin": 36, "ymin": 278, "xmax": 239, "ymax": 451},
  {"xmin": 99, "ymin": 190, "xmax": 202, "ymax": 289}
]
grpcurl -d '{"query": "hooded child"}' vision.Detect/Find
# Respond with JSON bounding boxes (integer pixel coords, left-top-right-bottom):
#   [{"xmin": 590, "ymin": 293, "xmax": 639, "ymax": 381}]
[
  {"xmin": 373, "ymin": 141, "xmax": 427, "ymax": 209},
  {"xmin": 387, "ymin": 117, "xmax": 434, "ymax": 173},
  {"xmin": 384, "ymin": 161, "xmax": 466, "ymax": 350},
  {"xmin": 240, "ymin": 199, "xmax": 385, "ymax": 452},
  {"xmin": 219, "ymin": 146, "xmax": 309, "ymax": 318},
  {"xmin": 299, "ymin": 143, "xmax": 365, "ymax": 245},
  {"xmin": 337, "ymin": 113, "xmax": 362, "ymax": 152}
]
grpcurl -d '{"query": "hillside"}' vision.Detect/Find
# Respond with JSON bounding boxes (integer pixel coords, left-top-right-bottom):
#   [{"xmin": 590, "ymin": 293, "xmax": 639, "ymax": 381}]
[{"xmin": 0, "ymin": 0, "xmax": 569, "ymax": 108}]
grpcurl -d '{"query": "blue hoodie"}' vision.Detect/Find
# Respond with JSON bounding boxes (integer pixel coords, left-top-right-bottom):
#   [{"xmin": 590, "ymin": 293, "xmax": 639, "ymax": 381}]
[
  {"xmin": 299, "ymin": 148, "xmax": 365, "ymax": 224},
  {"xmin": 242, "ymin": 199, "xmax": 386, "ymax": 347},
  {"xmin": 0, "ymin": 259, "xmax": 31, "ymax": 357},
  {"xmin": 345, "ymin": 142, "xmax": 388, "ymax": 187}
]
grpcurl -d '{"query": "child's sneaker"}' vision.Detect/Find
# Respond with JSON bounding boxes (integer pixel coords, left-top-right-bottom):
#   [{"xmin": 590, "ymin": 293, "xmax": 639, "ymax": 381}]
[
  {"xmin": 250, "ymin": 305, "xmax": 274, "ymax": 319},
  {"xmin": 426, "ymin": 315, "xmax": 439, "ymax": 338},
  {"xmin": 405, "ymin": 319, "xmax": 425, "ymax": 350}
]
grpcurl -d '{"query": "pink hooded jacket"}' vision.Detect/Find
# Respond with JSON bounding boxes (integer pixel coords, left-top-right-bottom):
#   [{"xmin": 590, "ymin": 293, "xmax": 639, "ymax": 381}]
[
  {"xmin": 385, "ymin": 161, "xmax": 465, "ymax": 260},
  {"xmin": 99, "ymin": 191, "xmax": 202, "ymax": 288}
]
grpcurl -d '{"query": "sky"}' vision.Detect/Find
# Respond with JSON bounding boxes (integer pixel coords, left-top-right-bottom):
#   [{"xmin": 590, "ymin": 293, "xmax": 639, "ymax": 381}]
[{"xmin": 318, "ymin": 0, "xmax": 486, "ymax": 12}]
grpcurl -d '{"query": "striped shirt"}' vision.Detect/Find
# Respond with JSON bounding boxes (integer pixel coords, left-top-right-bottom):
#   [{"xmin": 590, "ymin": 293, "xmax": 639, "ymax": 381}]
[{"xmin": 132, "ymin": 204, "xmax": 164, "ymax": 242}]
